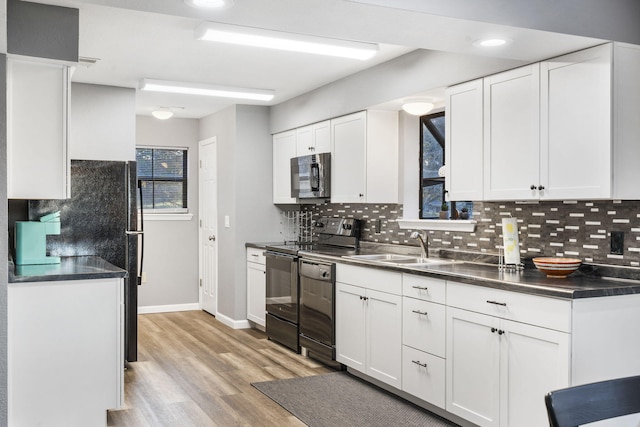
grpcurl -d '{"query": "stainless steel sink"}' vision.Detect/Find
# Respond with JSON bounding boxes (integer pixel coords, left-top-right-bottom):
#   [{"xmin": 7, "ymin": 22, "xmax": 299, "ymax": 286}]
[
  {"xmin": 342, "ymin": 254, "xmax": 459, "ymax": 267},
  {"xmin": 343, "ymin": 254, "xmax": 416, "ymax": 261}
]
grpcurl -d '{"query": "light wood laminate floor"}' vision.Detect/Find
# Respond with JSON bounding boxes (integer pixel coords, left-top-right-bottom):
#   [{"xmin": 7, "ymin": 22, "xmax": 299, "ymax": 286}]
[{"xmin": 108, "ymin": 311, "xmax": 334, "ymax": 426}]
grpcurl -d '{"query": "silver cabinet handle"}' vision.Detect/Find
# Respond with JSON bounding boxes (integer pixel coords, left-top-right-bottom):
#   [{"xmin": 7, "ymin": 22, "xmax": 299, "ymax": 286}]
[
  {"xmin": 412, "ymin": 286, "xmax": 429, "ymax": 291},
  {"xmin": 209, "ymin": 235, "xmax": 216, "ymax": 241},
  {"xmin": 412, "ymin": 310, "xmax": 428, "ymax": 316},
  {"xmin": 412, "ymin": 360, "xmax": 427, "ymax": 368}
]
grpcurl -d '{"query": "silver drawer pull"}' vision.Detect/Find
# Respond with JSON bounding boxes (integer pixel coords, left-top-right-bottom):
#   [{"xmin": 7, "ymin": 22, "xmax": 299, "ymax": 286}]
[
  {"xmin": 412, "ymin": 310, "xmax": 428, "ymax": 316},
  {"xmin": 486, "ymin": 300, "xmax": 507, "ymax": 307},
  {"xmin": 412, "ymin": 286, "xmax": 429, "ymax": 291},
  {"xmin": 412, "ymin": 360, "xmax": 428, "ymax": 368},
  {"xmin": 251, "ymin": 254, "xmax": 259, "ymax": 257}
]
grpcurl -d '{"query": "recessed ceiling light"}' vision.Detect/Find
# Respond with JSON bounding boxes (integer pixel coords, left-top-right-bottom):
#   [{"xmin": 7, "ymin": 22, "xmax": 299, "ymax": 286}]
[
  {"xmin": 184, "ymin": 0, "xmax": 234, "ymax": 10},
  {"xmin": 194, "ymin": 22, "xmax": 379, "ymax": 60},
  {"xmin": 140, "ymin": 78, "xmax": 275, "ymax": 102},
  {"xmin": 473, "ymin": 38, "xmax": 510, "ymax": 48}
]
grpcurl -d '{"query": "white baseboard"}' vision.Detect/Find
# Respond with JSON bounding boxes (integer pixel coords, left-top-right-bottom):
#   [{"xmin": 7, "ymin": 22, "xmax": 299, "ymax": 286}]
[
  {"xmin": 215, "ymin": 312, "xmax": 252, "ymax": 329},
  {"xmin": 138, "ymin": 303, "xmax": 201, "ymax": 314}
]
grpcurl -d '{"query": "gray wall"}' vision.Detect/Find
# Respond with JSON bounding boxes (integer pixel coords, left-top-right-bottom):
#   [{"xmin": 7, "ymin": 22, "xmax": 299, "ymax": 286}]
[
  {"xmin": 136, "ymin": 116, "xmax": 200, "ymax": 308},
  {"xmin": 199, "ymin": 105, "xmax": 281, "ymax": 322},
  {"xmin": 7, "ymin": 0, "xmax": 78, "ymax": 62},
  {"xmin": 352, "ymin": 0, "xmax": 640, "ymax": 45}
]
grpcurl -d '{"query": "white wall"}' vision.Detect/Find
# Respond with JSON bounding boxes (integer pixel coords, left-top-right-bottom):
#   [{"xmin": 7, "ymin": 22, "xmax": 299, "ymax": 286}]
[
  {"xmin": 270, "ymin": 49, "xmax": 525, "ymax": 133},
  {"xmin": 70, "ymin": 83, "xmax": 135, "ymax": 161},
  {"xmin": 136, "ymin": 115, "xmax": 200, "ymax": 309},
  {"xmin": 199, "ymin": 105, "xmax": 281, "ymax": 324}
]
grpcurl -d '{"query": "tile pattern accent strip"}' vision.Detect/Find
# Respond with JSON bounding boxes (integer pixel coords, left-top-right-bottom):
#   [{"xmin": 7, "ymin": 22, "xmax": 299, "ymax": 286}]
[{"xmin": 304, "ymin": 200, "xmax": 640, "ymax": 267}]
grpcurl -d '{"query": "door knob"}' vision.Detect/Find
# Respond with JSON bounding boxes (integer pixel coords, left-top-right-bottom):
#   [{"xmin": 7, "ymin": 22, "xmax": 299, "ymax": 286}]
[{"xmin": 209, "ymin": 235, "xmax": 216, "ymax": 241}]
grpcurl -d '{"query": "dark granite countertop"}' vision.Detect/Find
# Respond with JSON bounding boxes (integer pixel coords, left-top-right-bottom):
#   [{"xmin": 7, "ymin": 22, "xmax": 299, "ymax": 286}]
[
  {"xmin": 9, "ymin": 256, "xmax": 127, "ymax": 284},
  {"xmin": 245, "ymin": 241, "xmax": 289, "ymax": 250},
  {"xmin": 295, "ymin": 247, "xmax": 640, "ymax": 300}
]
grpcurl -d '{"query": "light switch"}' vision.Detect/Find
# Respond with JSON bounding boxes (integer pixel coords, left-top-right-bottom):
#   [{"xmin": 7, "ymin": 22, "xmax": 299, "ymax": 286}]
[{"xmin": 224, "ymin": 215, "xmax": 230, "ymax": 228}]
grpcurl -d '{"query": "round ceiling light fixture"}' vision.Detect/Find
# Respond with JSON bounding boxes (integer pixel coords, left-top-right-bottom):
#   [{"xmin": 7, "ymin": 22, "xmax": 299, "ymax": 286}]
[
  {"xmin": 151, "ymin": 109, "xmax": 174, "ymax": 120},
  {"xmin": 402, "ymin": 100, "xmax": 435, "ymax": 116},
  {"xmin": 184, "ymin": 0, "xmax": 234, "ymax": 9}
]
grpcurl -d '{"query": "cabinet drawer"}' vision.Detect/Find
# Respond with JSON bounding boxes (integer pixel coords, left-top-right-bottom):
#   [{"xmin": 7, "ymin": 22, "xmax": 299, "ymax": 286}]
[
  {"xmin": 402, "ymin": 297, "xmax": 445, "ymax": 358},
  {"xmin": 447, "ymin": 281, "xmax": 571, "ymax": 332},
  {"xmin": 336, "ymin": 264, "xmax": 402, "ymax": 295},
  {"xmin": 246, "ymin": 247, "xmax": 266, "ymax": 265},
  {"xmin": 402, "ymin": 345, "xmax": 445, "ymax": 409},
  {"xmin": 402, "ymin": 274, "xmax": 446, "ymax": 303}
]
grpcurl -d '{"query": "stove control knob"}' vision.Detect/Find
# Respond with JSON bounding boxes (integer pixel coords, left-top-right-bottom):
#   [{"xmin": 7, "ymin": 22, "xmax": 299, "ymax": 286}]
[
  {"xmin": 342, "ymin": 223, "xmax": 352, "ymax": 230},
  {"xmin": 321, "ymin": 271, "xmax": 328, "ymax": 278},
  {"xmin": 315, "ymin": 221, "xmax": 325, "ymax": 228}
]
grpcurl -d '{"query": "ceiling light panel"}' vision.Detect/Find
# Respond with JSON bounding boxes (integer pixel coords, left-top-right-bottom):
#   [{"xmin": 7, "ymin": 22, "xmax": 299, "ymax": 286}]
[
  {"xmin": 184, "ymin": 0, "xmax": 234, "ymax": 10},
  {"xmin": 195, "ymin": 22, "xmax": 379, "ymax": 60},
  {"xmin": 140, "ymin": 79, "xmax": 275, "ymax": 101}
]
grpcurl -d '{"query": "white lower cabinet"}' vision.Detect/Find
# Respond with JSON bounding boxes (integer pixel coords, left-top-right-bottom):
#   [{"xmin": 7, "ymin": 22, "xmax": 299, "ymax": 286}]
[
  {"xmin": 402, "ymin": 345, "xmax": 446, "ymax": 409},
  {"xmin": 246, "ymin": 248, "xmax": 266, "ymax": 327},
  {"xmin": 335, "ymin": 264, "xmax": 402, "ymax": 389},
  {"xmin": 8, "ymin": 278, "xmax": 124, "ymax": 426},
  {"xmin": 446, "ymin": 283, "xmax": 570, "ymax": 427}
]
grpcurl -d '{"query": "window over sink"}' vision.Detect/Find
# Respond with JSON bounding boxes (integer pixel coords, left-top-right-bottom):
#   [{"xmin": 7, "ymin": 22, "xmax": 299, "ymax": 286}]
[{"xmin": 420, "ymin": 112, "xmax": 473, "ymax": 219}]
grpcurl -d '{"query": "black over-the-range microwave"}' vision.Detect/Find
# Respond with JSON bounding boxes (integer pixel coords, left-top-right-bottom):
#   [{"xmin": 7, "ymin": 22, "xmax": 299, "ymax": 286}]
[{"xmin": 290, "ymin": 153, "xmax": 331, "ymax": 199}]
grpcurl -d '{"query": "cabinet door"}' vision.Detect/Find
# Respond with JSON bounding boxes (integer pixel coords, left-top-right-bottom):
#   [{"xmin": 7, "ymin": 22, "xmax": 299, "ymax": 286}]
[
  {"xmin": 446, "ymin": 307, "xmax": 500, "ymax": 427},
  {"xmin": 402, "ymin": 345, "xmax": 446, "ymax": 409},
  {"xmin": 246, "ymin": 261, "xmax": 266, "ymax": 327},
  {"xmin": 483, "ymin": 64, "xmax": 540, "ymax": 201},
  {"xmin": 312, "ymin": 120, "xmax": 331, "ymax": 153},
  {"xmin": 8, "ymin": 58, "xmax": 70, "ymax": 199},
  {"xmin": 331, "ymin": 112, "xmax": 366, "ymax": 202},
  {"xmin": 540, "ymin": 43, "xmax": 612, "ymax": 200},
  {"xmin": 366, "ymin": 289, "xmax": 402, "ymax": 389},
  {"xmin": 445, "ymin": 79, "xmax": 483, "ymax": 201},
  {"xmin": 335, "ymin": 282, "xmax": 367, "ymax": 371},
  {"xmin": 272, "ymin": 130, "xmax": 298, "ymax": 204},
  {"xmin": 295, "ymin": 125, "xmax": 313, "ymax": 156},
  {"xmin": 366, "ymin": 110, "xmax": 399, "ymax": 203},
  {"xmin": 500, "ymin": 320, "xmax": 570, "ymax": 427}
]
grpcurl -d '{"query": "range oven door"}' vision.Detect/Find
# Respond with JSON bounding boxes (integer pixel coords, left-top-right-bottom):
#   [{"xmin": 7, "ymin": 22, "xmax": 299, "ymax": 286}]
[{"xmin": 265, "ymin": 251, "xmax": 299, "ymax": 324}]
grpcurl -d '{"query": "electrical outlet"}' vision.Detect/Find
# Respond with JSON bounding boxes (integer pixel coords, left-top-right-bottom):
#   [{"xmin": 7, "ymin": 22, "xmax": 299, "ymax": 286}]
[
  {"xmin": 374, "ymin": 219, "xmax": 381, "ymax": 234},
  {"xmin": 611, "ymin": 231, "xmax": 624, "ymax": 255},
  {"xmin": 141, "ymin": 272, "xmax": 147, "ymax": 284}
]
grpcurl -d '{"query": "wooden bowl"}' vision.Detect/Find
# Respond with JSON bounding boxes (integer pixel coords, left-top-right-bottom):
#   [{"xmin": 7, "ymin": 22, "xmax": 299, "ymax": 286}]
[{"xmin": 533, "ymin": 257, "xmax": 581, "ymax": 278}]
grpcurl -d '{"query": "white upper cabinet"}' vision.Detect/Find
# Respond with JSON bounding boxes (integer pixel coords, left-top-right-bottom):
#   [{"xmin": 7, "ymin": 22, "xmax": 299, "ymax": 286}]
[
  {"xmin": 445, "ymin": 79, "xmax": 484, "ymax": 201},
  {"xmin": 540, "ymin": 43, "xmax": 612, "ymax": 200},
  {"xmin": 331, "ymin": 110, "xmax": 399, "ymax": 203},
  {"xmin": 483, "ymin": 64, "xmax": 541, "ymax": 201},
  {"xmin": 272, "ymin": 130, "xmax": 297, "ymax": 204},
  {"xmin": 7, "ymin": 57, "xmax": 71, "ymax": 199},
  {"xmin": 448, "ymin": 42, "xmax": 640, "ymax": 202},
  {"xmin": 296, "ymin": 120, "xmax": 331, "ymax": 156}
]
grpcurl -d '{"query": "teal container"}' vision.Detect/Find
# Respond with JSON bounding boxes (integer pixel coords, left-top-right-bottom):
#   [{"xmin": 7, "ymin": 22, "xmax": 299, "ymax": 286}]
[{"xmin": 15, "ymin": 211, "xmax": 61, "ymax": 265}]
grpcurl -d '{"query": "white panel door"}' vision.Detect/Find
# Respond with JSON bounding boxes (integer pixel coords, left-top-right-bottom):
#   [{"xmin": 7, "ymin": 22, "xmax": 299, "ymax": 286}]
[
  {"xmin": 335, "ymin": 282, "xmax": 367, "ymax": 371},
  {"xmin": 273, "ymin": 130, "xmax": 298, "ymax": 203},
  {"xmin": 446, "ymin": 307, "xmax": 500, "ymax": 427},
  {"xmin": 246, "ymin": 260, "xmax": 266, "ymax": 326},
  {"xmin": 366, "ymin": 289, "xmax": 402, "ymax": 389},
  {"xmin": 500, "ymin": 320, "xmax": 570, "ymax": 427},
  {"xmin": 483, "ymin": 64, "xmax": 540, "ymax": 201},
  {"xmin": 540, "ymin": 43, "xmax": 612, "ymax": 199},
  {"xmin": 199, "ymin": 137, "xmax": 218, "ymax": 315},
  {"xmin": 445, "ymin": 79, "xmax": 484, "ymax": 201},
  {"xmin": 331, "ymin": 111, "xmax": 366, "ymax": 202}
]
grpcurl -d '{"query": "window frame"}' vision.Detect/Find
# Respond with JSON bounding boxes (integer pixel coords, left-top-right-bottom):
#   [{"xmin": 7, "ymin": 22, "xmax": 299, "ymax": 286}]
[
  {"xmin": 419, "ymin": 111, "xmax": 446, "ymax": 219},
  {"xmin": 136, "ymin": 146, "xmax": 189, "ymax": 214}
]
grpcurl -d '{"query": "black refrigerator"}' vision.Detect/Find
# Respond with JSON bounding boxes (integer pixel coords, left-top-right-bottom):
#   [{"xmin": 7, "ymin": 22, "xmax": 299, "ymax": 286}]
[{"xmin": 30, "ymin": 160, "xmax": 143, "ymax": 362}]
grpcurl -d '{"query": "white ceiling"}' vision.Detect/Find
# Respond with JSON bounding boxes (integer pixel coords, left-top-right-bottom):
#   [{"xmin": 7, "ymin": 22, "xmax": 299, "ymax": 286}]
[{"xmin": 33, "ymin": 0, "xmax": 605, "ymax": 119}]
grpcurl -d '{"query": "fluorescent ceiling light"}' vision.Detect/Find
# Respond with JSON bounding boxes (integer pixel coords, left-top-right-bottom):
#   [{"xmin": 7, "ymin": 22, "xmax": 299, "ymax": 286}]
[
  {"xmin": 195, "ymin": 22, "xmax": 379, "ymax": 60},
  {"xmin": 402, "ymin": 101, "xmax": 434, "ymax": 116},
  {"xmin": 184, "ymin": 0, "xmax": 234, "ymax": 9},
  {"xmin": 140, "ymin": 79, "xmax": 275, "ymax": 101}
]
